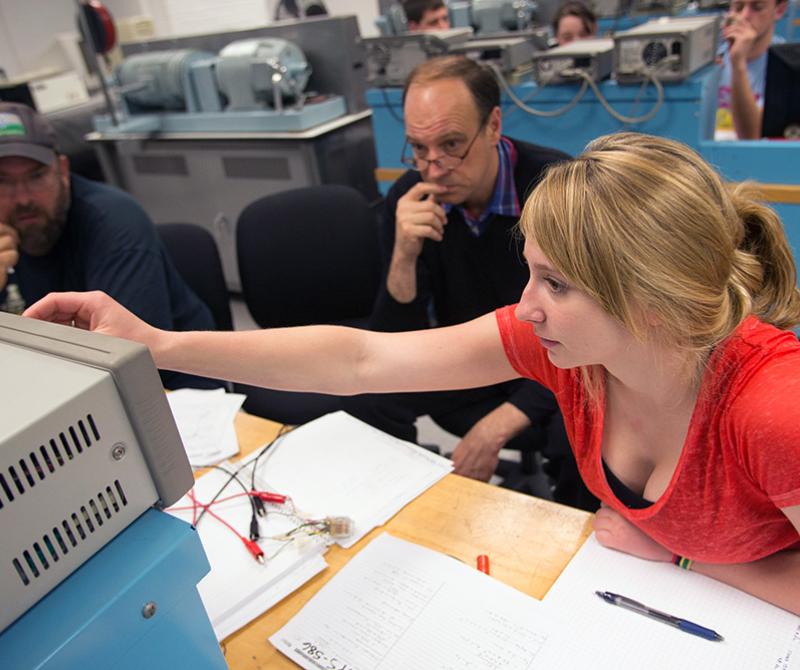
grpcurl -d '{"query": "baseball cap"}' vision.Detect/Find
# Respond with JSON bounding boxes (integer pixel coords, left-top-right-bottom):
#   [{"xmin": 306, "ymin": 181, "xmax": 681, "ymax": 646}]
[{"xmin": 0, "ymin": 102, "xmax": 58, "ymax": 165}]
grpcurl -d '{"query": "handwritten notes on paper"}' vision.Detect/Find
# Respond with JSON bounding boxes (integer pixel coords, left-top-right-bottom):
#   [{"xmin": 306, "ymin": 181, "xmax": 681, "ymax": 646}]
[
  {"xmin": 271, "ymin": 533, "xmax": 594, "ymax": 670},
  {"xmin": 775, "ymin": 623, "xmax": 800, "ymax": 670},
  {"xmin": 250, "ymin": 411, "xmax": 453, "ymax": 548}
]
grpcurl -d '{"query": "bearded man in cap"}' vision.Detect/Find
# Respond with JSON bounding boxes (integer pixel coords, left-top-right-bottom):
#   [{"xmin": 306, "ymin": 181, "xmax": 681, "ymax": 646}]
[{"xmin": 0, "ymin": 102, "xmax": 215, "ymax": 388}]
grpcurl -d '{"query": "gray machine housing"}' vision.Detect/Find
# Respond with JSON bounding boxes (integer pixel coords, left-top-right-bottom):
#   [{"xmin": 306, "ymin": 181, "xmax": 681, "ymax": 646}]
[
  {"xmin": 469, "ymin": 0, "xmax": 539, "ymax": 33},
  {"xmin": 449, "ymin": 0, "xmax": 562, "ymax": 34},
  {"xmin": 533, "ymin": 37, "xmax": 615, "ymax": 84},
  {"xmin": 363, "ymin": 28, "xmax": 474, "ymax": 86},
  {"xmin": 364, "ymin": 27, "xmax": 548, "ymax": 86},
  {"xmin": 590, "ymin": 0, "xmax": 632, "ymax": 18},
  {"xmin": 614, "ymin": 15, "xmax": 721, "ymax": 83},
  {"xmin": 91, "ymin": 15, "xmax": 380, "ymax": 293},
  {"xmin": 0, "ymin": 312, "xmax": 193, "ymax": 632},
  {"xmin": 629, "ymin": 0, "xmax": 688, "ymax": 15},
  {"xmin": 101, "ymin": 38, "xmax": 346, "ymax": 135},
  {"xmin": 121, "ymin": 15, "xmax": 368, "ymax": 115},
  {"xmin": 449, "ymin": 33, "xmax": 547, "ymax": 75}
]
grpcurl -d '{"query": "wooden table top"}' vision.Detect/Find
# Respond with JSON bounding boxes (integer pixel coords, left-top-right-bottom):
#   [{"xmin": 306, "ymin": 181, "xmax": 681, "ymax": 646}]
[{"xmin": 224, "ymin": 412, "xmax": 594, "ymax": 669}]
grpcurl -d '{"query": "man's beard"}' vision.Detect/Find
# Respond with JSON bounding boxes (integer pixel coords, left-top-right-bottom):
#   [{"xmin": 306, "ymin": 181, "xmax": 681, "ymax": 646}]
[{"xmin": 11, "ymin": 182, "xmax": 69, "ymax": 256}]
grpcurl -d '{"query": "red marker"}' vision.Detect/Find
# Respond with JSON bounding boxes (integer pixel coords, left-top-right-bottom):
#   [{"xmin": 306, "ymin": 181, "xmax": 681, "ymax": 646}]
[{"xmin": 476, "ymin": 554, "xmax": 490, "ymax": 575}]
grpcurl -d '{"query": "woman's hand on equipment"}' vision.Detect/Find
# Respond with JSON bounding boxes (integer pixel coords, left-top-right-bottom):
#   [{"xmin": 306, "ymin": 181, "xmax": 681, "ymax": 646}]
[{"xmin": 24, "ymin": 291, "xmax": 165, "ymax": 359}]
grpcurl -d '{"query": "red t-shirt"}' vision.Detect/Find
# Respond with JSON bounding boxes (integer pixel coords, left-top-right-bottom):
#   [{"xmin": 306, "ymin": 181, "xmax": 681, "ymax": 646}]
[{"xmin": 496, "ymin": 305, "xmax": 800, "ymax": 563}]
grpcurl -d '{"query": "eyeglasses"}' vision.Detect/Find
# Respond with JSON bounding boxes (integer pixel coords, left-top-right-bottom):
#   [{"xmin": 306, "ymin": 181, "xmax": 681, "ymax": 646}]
[
  {"xmin": 0, "ymin": 166, "xmax": 59, "ymax": 198},
  {"xmin": 400, "ymin": 116, "xmax": 489, "ymax": 172}
]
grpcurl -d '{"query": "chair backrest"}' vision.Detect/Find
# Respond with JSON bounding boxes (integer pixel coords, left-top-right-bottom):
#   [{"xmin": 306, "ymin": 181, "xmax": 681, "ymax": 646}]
[
  {"xmin": 158, "ymin": 223, "xmax": 234, "ymax": 331},
  {"xmin": 236, "ymin": 185, "xmax": 381, "ymax": 328}
]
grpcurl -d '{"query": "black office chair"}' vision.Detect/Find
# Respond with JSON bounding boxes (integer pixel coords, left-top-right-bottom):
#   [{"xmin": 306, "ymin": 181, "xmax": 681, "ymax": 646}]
[
  {"xmin": 234, "ymin": 185, "xmax": 381, "ymax": 423},
  {"xmin": 157, "ymin": 223, "xmax": 234, "ymax": 331}
]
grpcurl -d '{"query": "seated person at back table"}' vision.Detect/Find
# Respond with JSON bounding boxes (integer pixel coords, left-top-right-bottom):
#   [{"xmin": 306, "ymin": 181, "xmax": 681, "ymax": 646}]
[
  {"xmin": 345, "ymin": 56, "xmax": 593, "ymax": 508},
  {"xmin": 552, "ymin": 1, "xmax": 597, "ymax": 46},
  {"xmin": 0, "ymin": 102, "xmax": 216, "ymax": 389},
  {"xmin": 715, "ymin": 0, "xmax": 788, "ymax": 140},
  {"xmin": 27, "ymin": 132, "xmax": 800, "ymax": 614},
  {"xmin": 403, "ymin": 0, "xmax": 450, "ymax": 31}
]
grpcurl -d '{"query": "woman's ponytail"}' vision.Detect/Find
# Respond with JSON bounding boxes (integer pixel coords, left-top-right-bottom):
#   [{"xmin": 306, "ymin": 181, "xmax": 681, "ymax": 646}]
[{"xmin": 728, "ymin": 183, "xmax": 800, "ymax": 330}]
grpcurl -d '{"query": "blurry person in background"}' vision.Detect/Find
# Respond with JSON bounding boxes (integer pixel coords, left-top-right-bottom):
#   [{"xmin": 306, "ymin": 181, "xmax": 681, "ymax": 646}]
[
  {"xmin": 715, "ymin": 0, "xmax": 788, "ymax": 140},
  {"xmin": 403, "ymin": 0, "xmax": 451, "ymax": 31},
  {"xmin": 552, "ymin": 0, "xmax": 598, "ymax": 45}
]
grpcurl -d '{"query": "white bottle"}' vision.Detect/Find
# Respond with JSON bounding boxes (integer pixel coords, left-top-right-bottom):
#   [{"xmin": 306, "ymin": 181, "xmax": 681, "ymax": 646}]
[{"xmin": 3, "ymin": 269, "xmax": 26, "ymax": 315}]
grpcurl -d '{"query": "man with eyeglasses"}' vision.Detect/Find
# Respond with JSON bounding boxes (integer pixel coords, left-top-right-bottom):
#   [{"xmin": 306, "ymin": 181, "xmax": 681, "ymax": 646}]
[
  {"xmin": 715, "ymin": 0, "xmax": 788, "ymax": 139},
  {"xmin": 0, "ymin": 102, "xmax": 215, "ymax": 388},
  {"xmin": 347, "ymin": 57, "xmax": 595, "ymax": 509}
]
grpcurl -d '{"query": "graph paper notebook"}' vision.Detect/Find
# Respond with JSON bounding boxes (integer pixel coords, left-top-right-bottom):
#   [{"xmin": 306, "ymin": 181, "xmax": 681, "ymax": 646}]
[{"xmin": 544, "ymin": 534, "xmax": 800, "ymax": 670}]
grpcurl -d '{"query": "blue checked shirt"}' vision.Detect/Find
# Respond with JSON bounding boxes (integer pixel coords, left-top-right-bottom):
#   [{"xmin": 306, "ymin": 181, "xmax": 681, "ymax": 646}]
[{"xmin": 444, "ymin": 137, "xmax": 520, "ymax": 237}]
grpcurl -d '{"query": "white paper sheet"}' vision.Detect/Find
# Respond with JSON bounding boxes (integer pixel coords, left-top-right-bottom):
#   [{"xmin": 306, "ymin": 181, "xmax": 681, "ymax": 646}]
[
  {"xmin": 214, "ymin": 553, "xmax": 327, "ymax": 641},
  {"xmin": 167, "ymin": 465, "xmax": 329, "ymax": 640},
  {"xmin": 543, "ymin": 534, "xmax": 800, "ymax": 669},
  {"xmin": 247, "ymin": 411, "xmax": 454, "ymax": 548},
  {"xmin": 271, "ymin": 533, "xmax": 597, "ymax": 670},
  {"xmin": 167, "ymin": 388, "xmax": 245, "ymax": 466}
]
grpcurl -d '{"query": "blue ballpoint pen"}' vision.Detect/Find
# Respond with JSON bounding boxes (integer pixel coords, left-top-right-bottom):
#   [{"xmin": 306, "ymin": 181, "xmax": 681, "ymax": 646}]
[{"xmin": 595, "ymin": 591, "xmax": 724, "ymax": 642}]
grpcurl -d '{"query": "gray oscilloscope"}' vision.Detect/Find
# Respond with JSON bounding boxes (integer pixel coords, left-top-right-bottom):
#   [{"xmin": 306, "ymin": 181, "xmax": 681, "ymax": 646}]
[{"xmin": 0, "ymin": 311, "xmax": 193, "ymax": 632}]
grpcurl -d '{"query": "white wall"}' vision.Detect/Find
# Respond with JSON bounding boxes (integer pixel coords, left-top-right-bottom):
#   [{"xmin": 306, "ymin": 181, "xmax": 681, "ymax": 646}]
[
  {"xmin": 139, "ymin": 0, "xmax": 270, "ymax": 37},
  {"xmin": 143, "ymin": 0, "xmax": 380, "ymax": 39},
  {"xmin": 1, "ymin": 0, "xmax": 82, "ymax": 79},
  {"xmin": 0, "ymin": 0, "xmax": 380, "ymax": 80},
  {"xmin": 0, "ymin": 5, "xmax": 22, "ymax": 79},
  {"xmin": 0, "ymin": 0, "xmax": 143, "ymax": 79}
]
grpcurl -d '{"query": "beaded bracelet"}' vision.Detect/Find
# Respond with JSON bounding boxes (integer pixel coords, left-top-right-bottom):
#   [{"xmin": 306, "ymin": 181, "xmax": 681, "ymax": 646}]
[{"xmin": 672, "ymin": 554, "xmax": 694, "ymax": 570}]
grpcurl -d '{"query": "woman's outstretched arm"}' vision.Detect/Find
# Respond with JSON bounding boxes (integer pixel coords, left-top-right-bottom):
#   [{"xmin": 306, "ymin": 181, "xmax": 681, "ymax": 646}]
[{"xmin": 24, "ymin": 290, "xmax": 520, "ymax": 396}]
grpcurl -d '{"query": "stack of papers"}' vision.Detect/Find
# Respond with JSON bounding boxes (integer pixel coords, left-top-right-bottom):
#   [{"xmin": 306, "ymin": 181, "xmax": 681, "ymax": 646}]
[
  {"xmin": 249, "ymin": 411, "xmax": 454, "ymax": 548},
  {"xmin": 271, "ymin": 533, "xmax": 596, "ymax": 669},
  {"xmin": 167, "ymin": 388, "xmax": 245, "ymax": 466},
  {"xmin": 169, "ymin": 411, "xmax": 453, "ymax": 639}
]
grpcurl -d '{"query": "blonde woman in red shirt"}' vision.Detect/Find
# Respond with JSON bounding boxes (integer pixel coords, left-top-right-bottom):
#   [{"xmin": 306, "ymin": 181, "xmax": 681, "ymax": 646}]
[{"xmin": 26, "ymin": 133, "xmax": 800, "ymax": 613}]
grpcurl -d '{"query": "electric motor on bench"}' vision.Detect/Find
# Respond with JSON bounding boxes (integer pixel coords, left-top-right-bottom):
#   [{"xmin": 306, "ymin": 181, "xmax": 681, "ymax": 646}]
[{"xmin": 215, "ymin": 38, "xmax": 311, "ymax": 110}]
